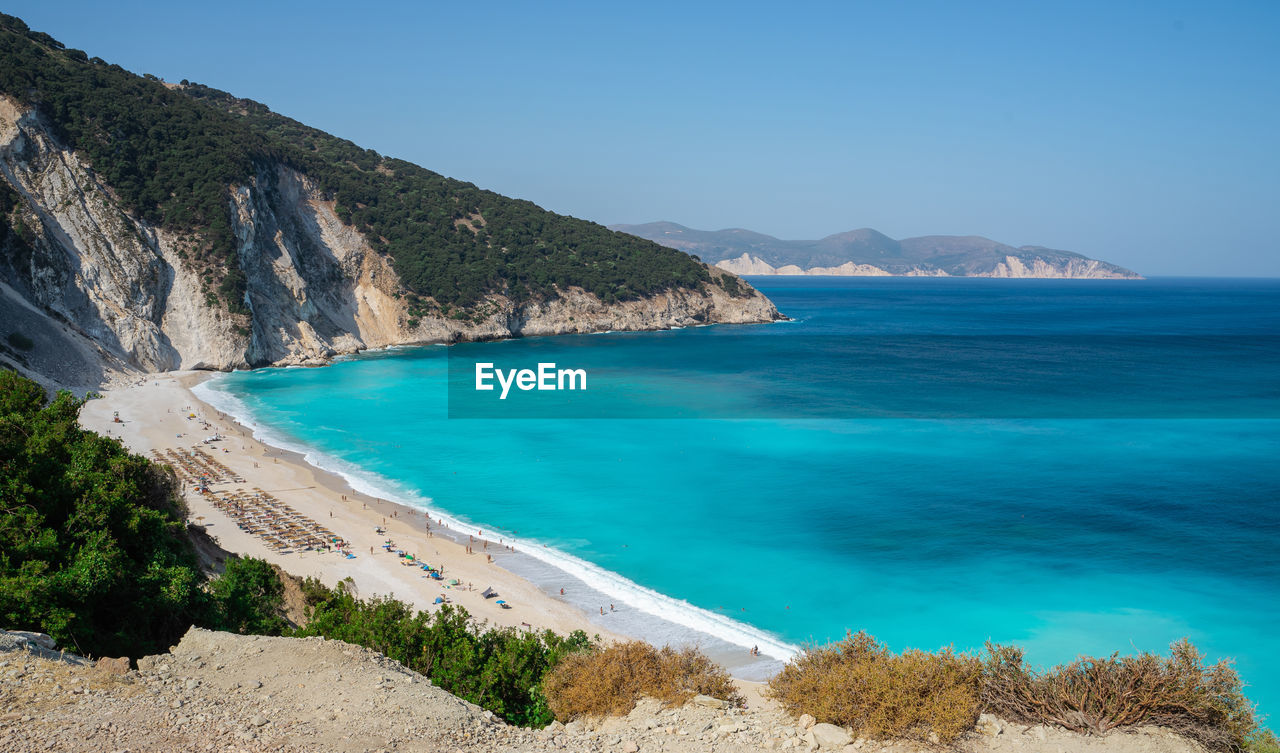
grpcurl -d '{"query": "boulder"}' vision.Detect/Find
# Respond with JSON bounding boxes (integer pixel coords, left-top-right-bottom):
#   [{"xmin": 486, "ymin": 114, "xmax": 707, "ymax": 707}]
[
  {"xmin": 692, "ymin": 694, "xmax": 729, "ymax": 710},
  {"xmin": 7, "ymin": 631, "xmax": 55, "ymax": 650},
  {"xmin": 95, "ymin": 657, "xmax": 131, "ymax": 676},
  {"xmin": 811, "ymin": 723, "xmax": 853, "ymax": 749}
]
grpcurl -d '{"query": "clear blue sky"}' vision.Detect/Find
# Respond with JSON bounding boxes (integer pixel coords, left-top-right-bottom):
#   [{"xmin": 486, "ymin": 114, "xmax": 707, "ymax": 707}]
[{"xmin": 8, "ymin": 1, "xmax": 1279, "ymax": 275}]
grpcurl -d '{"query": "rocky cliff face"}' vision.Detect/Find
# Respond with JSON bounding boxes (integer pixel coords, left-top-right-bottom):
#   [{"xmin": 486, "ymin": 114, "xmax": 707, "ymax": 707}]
[
  {"xmin": 0, "ymin": 96, "xmax": 779, "ymax": 389},
  {"xmin": 980, "ymin": 254, "xmax": 1133, "ymax": 279}
]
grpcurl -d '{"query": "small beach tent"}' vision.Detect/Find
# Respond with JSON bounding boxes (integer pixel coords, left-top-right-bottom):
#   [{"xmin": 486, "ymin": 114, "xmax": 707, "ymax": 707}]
[{"xmin": 481, "ymin": 587, "xmax": 497, "ymax": 599}]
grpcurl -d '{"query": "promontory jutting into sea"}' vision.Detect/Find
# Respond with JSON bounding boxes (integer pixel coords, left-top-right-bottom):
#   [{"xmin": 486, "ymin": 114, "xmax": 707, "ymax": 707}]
[{"xmin": 1, "ymin": 8, "xmax": 1277, "ymax": 753}]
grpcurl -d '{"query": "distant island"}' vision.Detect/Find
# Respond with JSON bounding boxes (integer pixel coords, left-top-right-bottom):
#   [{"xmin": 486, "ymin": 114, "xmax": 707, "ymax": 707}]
[{"xmin": 610, "ymin": 222, "xmax": 1141, "ymax": 279}]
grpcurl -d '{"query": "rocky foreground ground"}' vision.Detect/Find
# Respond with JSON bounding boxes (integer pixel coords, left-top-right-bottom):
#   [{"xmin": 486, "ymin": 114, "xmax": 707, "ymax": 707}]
[{"xmin": 0, "ymin": 629, "xmax": 1207, "ymax": 753}]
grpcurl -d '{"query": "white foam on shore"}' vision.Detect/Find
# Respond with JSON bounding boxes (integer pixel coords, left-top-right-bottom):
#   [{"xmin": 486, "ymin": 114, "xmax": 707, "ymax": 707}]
[{"xmin": 193, "ymin": 375, "xmax": 800, "ymax": 662}]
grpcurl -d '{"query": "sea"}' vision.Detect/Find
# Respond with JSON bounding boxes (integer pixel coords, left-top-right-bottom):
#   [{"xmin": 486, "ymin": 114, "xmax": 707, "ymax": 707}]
[{"xmin": 195, "ymin": 277, "xmax": 1280, "ymax": 718}]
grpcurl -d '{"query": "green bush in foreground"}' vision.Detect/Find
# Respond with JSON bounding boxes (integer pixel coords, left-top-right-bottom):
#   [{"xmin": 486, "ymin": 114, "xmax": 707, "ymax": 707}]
[
  {"xmin": 0, "ymin": 371, "xmax": 205, "ymax": 657},
  {"xmin": 293, "ymin": 581, "xmax": 592, "ymax": 727},
  {"xmin": 0, "ymin": 370, "xmax": 289, "ymax": 656},
  {"xmin": 204, "ymin": 556, "xmax": 289, "ymax": 637}
]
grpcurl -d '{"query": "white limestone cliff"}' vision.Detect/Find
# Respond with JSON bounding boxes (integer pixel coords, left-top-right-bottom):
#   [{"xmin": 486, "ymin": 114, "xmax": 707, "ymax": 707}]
[{"xmin": 0, "ymin": 96, "xmax": 779, "ymax": 389}]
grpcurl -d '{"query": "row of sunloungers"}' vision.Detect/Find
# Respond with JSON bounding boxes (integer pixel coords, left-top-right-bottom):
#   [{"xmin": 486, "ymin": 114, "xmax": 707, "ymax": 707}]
[
  {"xmin": 152, "ymin": 447, "xmax": 246, "ymax": 485},
  {"xmin": 210, "ymin": 487, "xmax": 346, "ymax": 554}
]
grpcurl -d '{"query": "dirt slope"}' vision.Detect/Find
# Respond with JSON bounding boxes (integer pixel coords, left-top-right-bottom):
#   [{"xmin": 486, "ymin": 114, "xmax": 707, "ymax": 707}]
[{"xmin": 0, "ymin": 628, "xmax": 1208, "ymax": 753}]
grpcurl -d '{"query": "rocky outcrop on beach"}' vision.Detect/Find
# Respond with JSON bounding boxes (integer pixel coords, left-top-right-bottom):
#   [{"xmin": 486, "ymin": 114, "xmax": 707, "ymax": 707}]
[
  {"xmin": 0, "ymin": 627, "xmax": 1211, "ymax": 753},
  {"xmin": 0, "ymin": 94, "xmax": 779, "ymax": 391}
]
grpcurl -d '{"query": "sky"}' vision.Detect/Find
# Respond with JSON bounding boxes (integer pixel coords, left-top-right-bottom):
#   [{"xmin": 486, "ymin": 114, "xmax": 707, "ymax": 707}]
[{"xmin": 7, "ymin": 1, "xmax": 1279, "ymax": 275}]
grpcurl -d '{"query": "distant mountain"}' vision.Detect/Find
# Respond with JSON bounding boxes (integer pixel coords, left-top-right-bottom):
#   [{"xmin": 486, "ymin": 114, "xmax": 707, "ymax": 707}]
[{"xmin": 609, "ymin": 222, "xmax": 1141, "ymax": 279}]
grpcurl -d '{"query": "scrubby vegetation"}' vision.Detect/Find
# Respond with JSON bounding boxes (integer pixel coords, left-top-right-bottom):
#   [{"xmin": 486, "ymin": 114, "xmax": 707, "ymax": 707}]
[
  {"xmin": 542, "ymin": 640, "xmax": 743, "ymax": 721},
  {"xmin": 769, "ymin": 631, "xmax": 982, "ymax": 744},
  {"xmin": 982, "ymin": 639, "xmax": 1261, "ymax": 752},
  {"xmin": 769, "ymin": 629, "xmax": 1267, "ymax": 752},
  {"xmin": 0, "ymin": 13, "xmax": 715, "ymax": 313}
]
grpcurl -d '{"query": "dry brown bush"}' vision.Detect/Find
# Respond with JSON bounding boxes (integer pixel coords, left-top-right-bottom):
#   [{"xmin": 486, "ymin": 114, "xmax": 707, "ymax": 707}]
[
  {"xmin": 981, "ymin": 639, "xmax": 1258, "ymax": 752},
  {"xmin": 768, "ymin": 631, "xmax": 982, "ymax": 744},
  {"xmin": 543, "ymin": 641, "xmax": 744, "ymax": 721}
]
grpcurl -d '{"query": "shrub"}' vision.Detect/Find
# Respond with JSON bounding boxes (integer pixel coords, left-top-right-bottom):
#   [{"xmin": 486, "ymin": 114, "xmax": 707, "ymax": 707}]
[
  {"xmin": 768, "ymin": 631, "xmax": 982, "ymax": 744},
  {"xmin": 543, "ymin": 640, "xmax": 743, "ymax": 721},
  {"xmin": 981, "ymin": 639, "xmax": 1259, "ymax": 752},
  {"xmin": 205, "ymin": 555, "xmax": 289, "ymax": 636},
  {"xmin": 292, "ymin": 584, "xmax": 592, "ymax": 727},
  {"xmin": 0, "ymin": 370, "xmax": 206, "ymax": 657}
]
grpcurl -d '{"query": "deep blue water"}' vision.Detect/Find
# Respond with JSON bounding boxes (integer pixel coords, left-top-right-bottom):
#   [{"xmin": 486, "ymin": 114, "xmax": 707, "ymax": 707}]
[{"xmin": 200, "ymin": 277, "xmax": 1280, "ymax": 716}]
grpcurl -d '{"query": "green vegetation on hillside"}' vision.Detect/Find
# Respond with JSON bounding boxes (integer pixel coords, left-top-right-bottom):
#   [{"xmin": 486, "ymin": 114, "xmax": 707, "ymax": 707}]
[
  {"xmin": 0, "ymin": 14, "xmax": 713, "ymax": 312},
  {"xmin": 0, "ymin": 368, "xmax": 630, "ymax": 728},
  {"xmin": 293, "ymin": 581, "xmax": 593, "ymax": 727},
  {"xmin": 0, "ymin": 370, "xmax": 288, "ymax": 656},
  {"xmin": 0, "ymin": 181, "xmax": 36, "ymax": 281}
]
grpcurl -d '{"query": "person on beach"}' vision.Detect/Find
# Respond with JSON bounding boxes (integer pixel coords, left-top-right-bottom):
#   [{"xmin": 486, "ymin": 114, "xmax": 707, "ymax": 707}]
[
  {"xmin": 600, "ymin": 607, "xmax": 604, "ymax": 616},
  {"xmin": 559, "ymin": 588, "xmax": 565, "ymax": 596}
]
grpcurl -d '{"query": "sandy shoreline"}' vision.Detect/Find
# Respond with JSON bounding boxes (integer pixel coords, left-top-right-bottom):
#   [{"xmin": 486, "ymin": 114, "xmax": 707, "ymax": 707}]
[
  {"xmin": 79, "ymin": 371, "xmax": 630, "ymax": 642},
  {"xmin": 77, "ymin": 370, "xmax": 775, "ymax": 705}
]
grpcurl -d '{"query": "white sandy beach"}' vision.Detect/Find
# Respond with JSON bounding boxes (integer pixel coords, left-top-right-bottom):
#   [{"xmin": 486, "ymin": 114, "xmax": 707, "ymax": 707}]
[
  {"xmin": 79, "ymin": 371, "xmax": 629, "ymax": 642},
  {"xmin": 77, "ymin": 370, "xmax": 775, "ymax": 707}
]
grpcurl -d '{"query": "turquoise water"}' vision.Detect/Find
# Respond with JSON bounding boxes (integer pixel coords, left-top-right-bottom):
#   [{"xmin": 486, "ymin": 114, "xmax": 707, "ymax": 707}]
[{"xmin": 200, "ymin": 277, "xmax": 1280, "ymax": 717}]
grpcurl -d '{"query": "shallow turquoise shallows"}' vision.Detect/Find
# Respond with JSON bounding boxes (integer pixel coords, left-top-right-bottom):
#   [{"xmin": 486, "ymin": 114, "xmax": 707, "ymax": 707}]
[{"xmin": 200, "ymin": 277, "xmax": 1280, "ymax": 716}]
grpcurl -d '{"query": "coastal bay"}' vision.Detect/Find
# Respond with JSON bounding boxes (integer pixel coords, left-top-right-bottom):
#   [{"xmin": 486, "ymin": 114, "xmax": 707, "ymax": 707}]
[{"xmin": 165, "ymin": 277, "xmax": 1280, "ymax": 718}]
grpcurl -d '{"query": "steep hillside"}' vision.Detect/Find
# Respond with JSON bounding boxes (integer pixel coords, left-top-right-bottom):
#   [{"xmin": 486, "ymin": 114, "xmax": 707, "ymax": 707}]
[
  {"xmin": 612, "ymin": 222, "xmax": 1141, "ymax": 279},
  {"xmin": 0, "ymin": 16, "xmax": 778, "ymax": 389}
]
